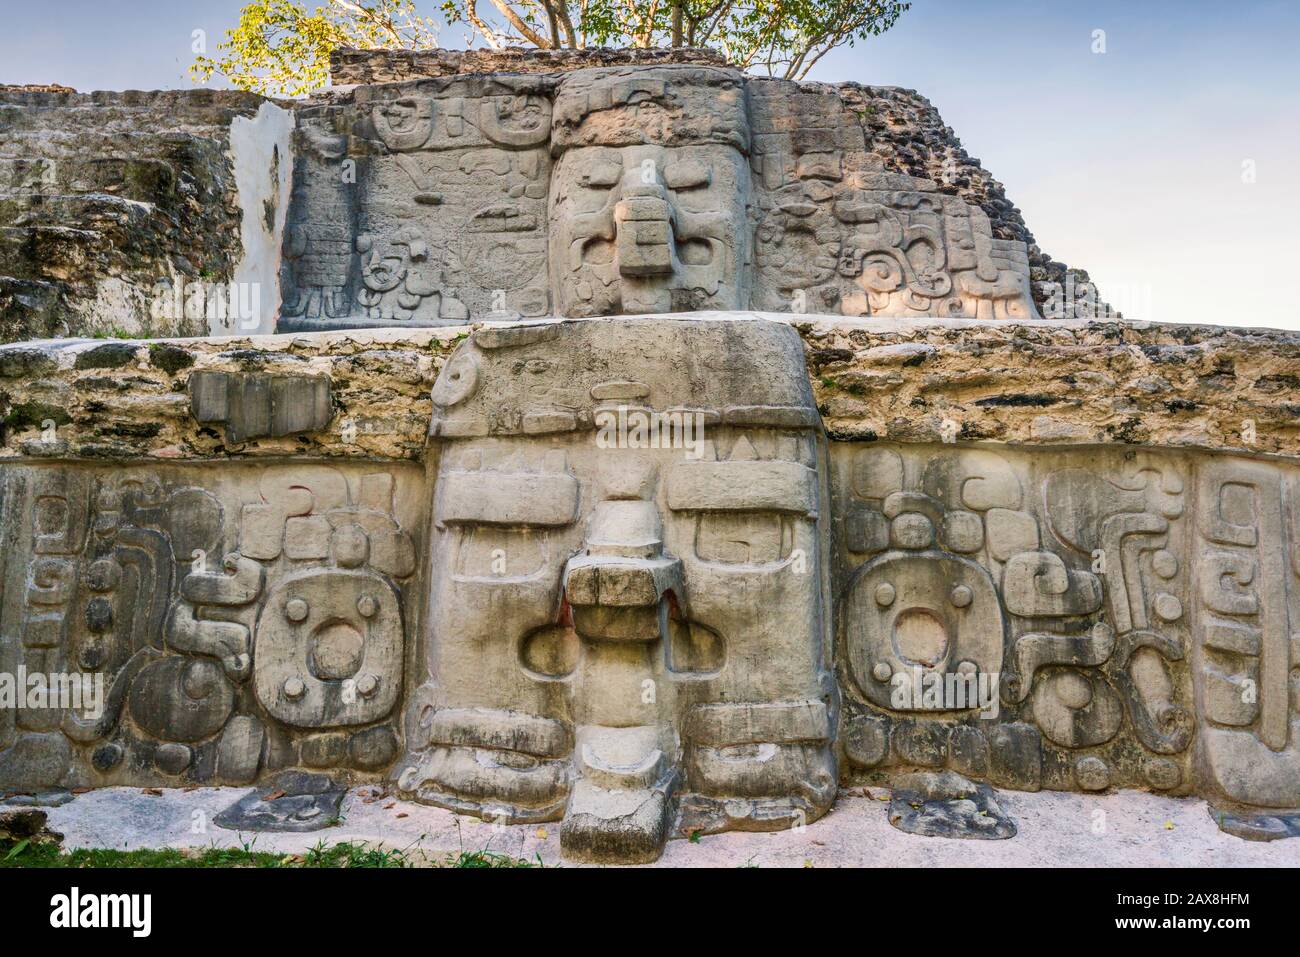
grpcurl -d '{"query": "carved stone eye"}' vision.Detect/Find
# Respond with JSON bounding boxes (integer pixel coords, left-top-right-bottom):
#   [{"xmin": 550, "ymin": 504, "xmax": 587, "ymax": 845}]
[
  {"xmin": 677, "ymin": 238, "xmax": 714, "ymax": 266},
  {"xmin": 582, "ymin": 161, "xmax": 623, "ymax": 189},
  {"xmin": 432, "ymin": 351, "xmax": 479, "ymax": 406},
  {"xmin": 311, "ymin": 623, "xmax": 365, "ymax": 680},
  {"xmin": 696, "ymin": 513, "xmax": 787, "ymax": 564},
  {"xmin": 663, "ymin": 160, "xmax": 711, "ymax": 190},
  {"xmin": 892, "ymin": 608, "xmax": 948, "ymax": 667},
  {"xmin": 285, "ymin": 598, "xmax": 309, "ymax": 622}
]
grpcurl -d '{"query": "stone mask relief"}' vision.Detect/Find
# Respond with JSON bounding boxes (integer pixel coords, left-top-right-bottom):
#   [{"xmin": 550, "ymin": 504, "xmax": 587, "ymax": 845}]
[
  {"xmin": 549, "ymin": 144, "xmax": 750, "ymax": 316},
  {"xmin": 277, "ymin": 64, "xmax": 1042, "ymax": 329},
  {"xmin": 4, "ymin": 322, "xmax": 1300, "ymax": 859},
  {"xmin": 8, "ymin": 55, "xmax": 1300, "ymax": 865},
  {"xmin": 397, "ymin": 318, "xmax": 836, "ymax": 861}
]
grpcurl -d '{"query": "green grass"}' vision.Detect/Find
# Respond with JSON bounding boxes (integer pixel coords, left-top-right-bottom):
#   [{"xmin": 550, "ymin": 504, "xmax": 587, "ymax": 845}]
[
  {"xmin": 444, "ymin": 849, "xmax": 542, "ymax": 868},
  {"xmin": 0, "ymin": 837, "xmax": 540, "ymax": 869},
  {"xmin": 298, "ymin": 839, "xmax": 413, "ymax": 868},
  {"xmin": 87, "ymin": 326, "xmax": 146, "ymax": 340},
  {"xmin": 1, "ymin": 839, "xmax": 285, "ymax": 868}
]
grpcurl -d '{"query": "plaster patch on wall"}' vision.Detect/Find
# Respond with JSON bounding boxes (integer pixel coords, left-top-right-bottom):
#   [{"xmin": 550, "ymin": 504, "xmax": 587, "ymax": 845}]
[
  {"xmin": 225, "ymin": 101, "xmax": 295, "ymax": 336},
  {"xmin": 77, "ymin": 276, "xmax": 150, "ymax": 337}
]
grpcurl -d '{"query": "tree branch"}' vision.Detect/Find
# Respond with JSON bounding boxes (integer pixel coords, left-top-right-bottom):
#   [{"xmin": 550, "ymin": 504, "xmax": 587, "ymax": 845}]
[
  {"xmin": 538, "ymin": 0, "xmax": 562, "ymax": 47},
  {"xmin": 330, "ymin": 0, "xmax": 403, "ymax": 46},
  {"xmin": 464, "ymin": 0, "xmax": 506, "ymax": 49},
  {"xmin": 554, "ymin": 0, "xmax": 578, "ymax": 47},
  {"xmin": 488, "ymin": 0, "xmax": 554, "ymax": 47}
]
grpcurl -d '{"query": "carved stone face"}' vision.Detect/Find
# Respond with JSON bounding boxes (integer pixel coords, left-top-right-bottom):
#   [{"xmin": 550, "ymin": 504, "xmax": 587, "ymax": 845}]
[
  {"xmin": 549, "ymin": 144, "xmax": 750, "ymax": 316},
  {"xmin": 546, "ymin": 65, "xmax": 751, "ymax": 320},
  {"xmin": 277, "ymin": 64, "xmax": 1047, "ymax": 329},
  {"xmin": 398, "ymin": 318, "xmax": 836, "ymax": 861}
]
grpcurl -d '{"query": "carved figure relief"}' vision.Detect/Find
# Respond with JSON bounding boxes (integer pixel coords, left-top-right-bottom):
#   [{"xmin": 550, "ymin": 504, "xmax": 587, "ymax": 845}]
[
  {"xmin": 276, "ymin": 65, "xmax": 1041, "ymax": 329},
  {"xmin": 0, "ymin": 464, "xmax": 423, "ymax": 791},
  {"xmin": 833, "ymin": 445, "xmax": 1192, "ymax": 796},
  {"xmin": 281, "ymin": 110, "xmax": 357, "ymax": 322}
]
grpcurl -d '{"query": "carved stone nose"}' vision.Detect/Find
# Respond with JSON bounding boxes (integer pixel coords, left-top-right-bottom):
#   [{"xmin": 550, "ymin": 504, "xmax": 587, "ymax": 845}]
[
  {"xmin": 563, "ymin": 501, "xmax": 682, "ymax": 640},
  {"xmin": 614, "ymin": 192, "xmax": 674, "ymax": 278},
  {"xmin": 566, "ymin": 561, "xmax": 666, "ymax": 609}
]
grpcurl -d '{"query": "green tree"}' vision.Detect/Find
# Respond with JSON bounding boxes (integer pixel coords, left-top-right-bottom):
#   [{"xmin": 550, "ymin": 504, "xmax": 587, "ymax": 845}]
[
  {"xmin": 191, "ymin": 0, "xmax": 439, "ymax": 97},
  {"xmin": 192, "ymin": 0, "xmax": 910, "ymax": 96}
]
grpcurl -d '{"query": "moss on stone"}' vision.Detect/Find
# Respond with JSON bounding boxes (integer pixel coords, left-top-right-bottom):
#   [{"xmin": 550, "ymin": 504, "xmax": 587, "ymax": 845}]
[
  {"xmin": 3, "ymin": 401, "xmax": 71, "ymax": 430},
  {"xmin": 148, "ymin": 342, "xmax": 196, "ymax": 375},
  {"xmin": 74, "ymin": 342, "xmax": 139, "ymax": 370},
  {"xmin": 0, "ymin": 349, "xmax": 57, "ymax": 379}
]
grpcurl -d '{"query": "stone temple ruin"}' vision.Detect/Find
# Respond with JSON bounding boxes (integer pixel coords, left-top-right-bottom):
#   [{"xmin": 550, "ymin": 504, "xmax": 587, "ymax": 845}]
[{"xmin": 1, "ymin": 49, "xmax": 1299, "ymax": 860}]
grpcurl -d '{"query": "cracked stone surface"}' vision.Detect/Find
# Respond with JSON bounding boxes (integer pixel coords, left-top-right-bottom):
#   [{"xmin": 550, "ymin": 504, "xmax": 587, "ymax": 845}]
[
  {"xmin": 887, "ymin": 771, "xmax": 1016, "ymax": 840},
  {"xmin": 212, "ymin": 771, "xmax": 348, "ymax": 833}
]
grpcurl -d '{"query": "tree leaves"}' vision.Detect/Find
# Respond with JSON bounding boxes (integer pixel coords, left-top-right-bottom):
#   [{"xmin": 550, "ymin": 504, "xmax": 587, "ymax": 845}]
[
  {"xmin": 192, "ymin": 0, "xmax": 910, "ymax": 96},
  {"xmin": 191, "ymin": 0, "xmax": 440, "ymax": 97}
]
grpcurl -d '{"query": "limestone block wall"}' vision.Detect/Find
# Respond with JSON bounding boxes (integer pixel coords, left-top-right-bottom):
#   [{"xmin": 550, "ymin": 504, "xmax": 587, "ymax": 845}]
[
  {"xmin": 4, "ymin": 318, "xmax": 1299, "ymax": 461},
  {"xmin": 0, "ymin": 89, "xmax": 292, "ymax": 343},
  {"xmin": 329, "ymin": 46, "xmax": 729, "ymax": 83}
]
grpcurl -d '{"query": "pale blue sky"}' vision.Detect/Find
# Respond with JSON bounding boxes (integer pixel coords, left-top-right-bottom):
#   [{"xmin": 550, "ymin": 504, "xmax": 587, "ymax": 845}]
[{"xmin": 2, "ymin": 0, "xmax": 1296, "ymax": 327}]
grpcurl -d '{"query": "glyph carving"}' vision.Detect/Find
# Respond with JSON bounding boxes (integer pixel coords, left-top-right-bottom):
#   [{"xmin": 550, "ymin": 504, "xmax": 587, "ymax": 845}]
[
  {"xmin": 1193, "ymin": 461, "xmax": 1300, "ymax": 808},
  {"xmin": 833, "ymin": 445, "xmax": 1194, "ymax": 798},
  {"xmin": 276, "ymin": 65, "xmax": 1041, "ymax": 329},
  {"xmin": 0, "ymin": 464, "xmax": 423, "ymax": 791}
]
